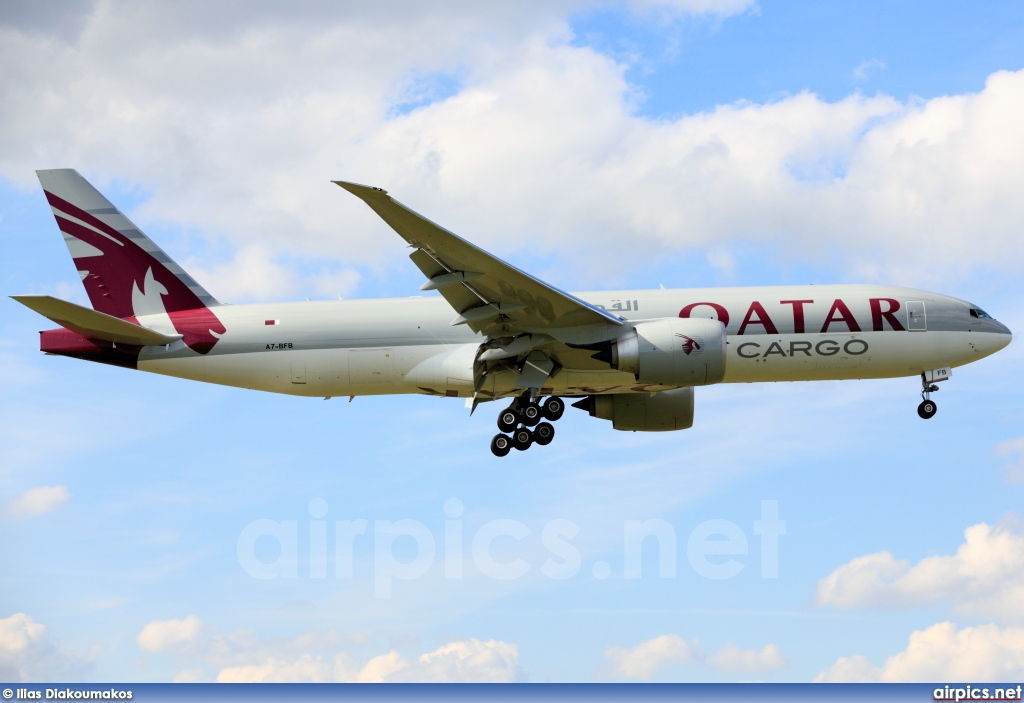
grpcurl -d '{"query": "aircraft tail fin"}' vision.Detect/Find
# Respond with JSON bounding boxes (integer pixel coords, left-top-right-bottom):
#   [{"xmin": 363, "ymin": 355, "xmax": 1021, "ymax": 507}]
[{"xmin": 35, "ymin": 169, "xmax": 222, "ymax": 319}]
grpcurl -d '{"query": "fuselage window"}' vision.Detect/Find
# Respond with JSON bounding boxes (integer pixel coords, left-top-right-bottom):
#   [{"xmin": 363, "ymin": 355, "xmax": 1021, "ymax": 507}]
[{"xmin": 970, "ymin": 308, "xmax": 992, "ymax": 319}]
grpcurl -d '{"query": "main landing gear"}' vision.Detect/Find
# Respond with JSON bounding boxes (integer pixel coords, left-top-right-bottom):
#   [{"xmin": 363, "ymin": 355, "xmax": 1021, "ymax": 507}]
[
  {"xmin": 490, "ymin": 395, "xmax": 565, "ymax": 457},
  {"xmin": 917, "ymin": 374, "xmax": 940, "ymax": 420}
]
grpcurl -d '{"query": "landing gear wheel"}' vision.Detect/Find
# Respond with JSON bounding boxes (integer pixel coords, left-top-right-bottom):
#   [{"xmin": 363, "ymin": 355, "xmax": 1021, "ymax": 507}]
[
  {"xmin": 512, "ymin": 427, "xmax": 533, "ymax": 451},
  {"xmin": 534, "ymin": 422, "xmax": 555, "ymax": 446},
  {"xmin": 917, "ymin": 400, "xmax": 937, "ymax": 419},
  {"xmin": 521, "ymin": 401, "xmax": 541, "ymax": 427},
  {"xmin": 917, "ymin": 373, "xmax": 941, "ymax": 421},
  {"xmin": 497, "ymin": 407, "xmax": 520, "ymax": 433},
  {"xmin": 490, "ymin": 434, "xmax": 512, "ymax": 457},
  {"xmin": 542, "ymin": 397, "xmax": 565, "ymax": 421}
]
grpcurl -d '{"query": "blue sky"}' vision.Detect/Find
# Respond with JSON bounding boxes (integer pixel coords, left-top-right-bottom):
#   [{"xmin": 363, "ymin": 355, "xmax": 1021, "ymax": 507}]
[
  {"xmin": 2, "ymin": 0, "xmax": 1024, "ymax": 683},
  {"xmin": 577, "ymin": 1, "xmax": 1024, "ymax": 116}
]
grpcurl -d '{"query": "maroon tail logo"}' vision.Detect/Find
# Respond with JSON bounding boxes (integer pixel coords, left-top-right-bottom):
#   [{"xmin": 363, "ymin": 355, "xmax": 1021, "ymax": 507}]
[
  {"xmin": 675, "ymin": 333, "xmax": 701, "ymax": 355},
  {"xmin": 43, "ymin": 189, "xmax": 225, "ymax": 355}
]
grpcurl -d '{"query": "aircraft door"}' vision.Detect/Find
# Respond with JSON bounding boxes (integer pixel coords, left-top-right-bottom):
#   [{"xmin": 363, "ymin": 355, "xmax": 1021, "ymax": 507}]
[
  {"xmin": 291, "ymin": 361, "xmax": 307, "ymax": 384},
  {"xmin": 906, "ymin": 301, "xmax": 927, "ymax": 331}
]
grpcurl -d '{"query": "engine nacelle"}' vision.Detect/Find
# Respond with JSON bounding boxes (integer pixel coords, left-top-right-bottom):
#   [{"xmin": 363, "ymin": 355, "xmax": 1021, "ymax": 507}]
[
  {"xmin": 578, "ymin": 387, "xmax": 695, "ymax": 432},
  {"xmin": 605, "ymin": 317, "xmax": 726, "ymax": 386}
]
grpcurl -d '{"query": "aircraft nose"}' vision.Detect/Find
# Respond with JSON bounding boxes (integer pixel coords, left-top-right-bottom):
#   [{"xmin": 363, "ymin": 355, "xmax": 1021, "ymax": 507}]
[{"xmin": 994, "ymin": 321, "xmax": 1013, "ymax": 349}]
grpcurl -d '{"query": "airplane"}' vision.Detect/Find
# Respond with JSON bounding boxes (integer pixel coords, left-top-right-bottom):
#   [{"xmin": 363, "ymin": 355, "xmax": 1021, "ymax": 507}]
[{"xmin": 12, "ymin": 169, "xmax": 1013, "ymax": 457}]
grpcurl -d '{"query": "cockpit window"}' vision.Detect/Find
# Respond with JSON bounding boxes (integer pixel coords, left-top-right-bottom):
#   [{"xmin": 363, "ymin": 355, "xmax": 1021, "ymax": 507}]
[{"xmin": 970, "ymin": 308, "xmax": 992, "ymax": 319}]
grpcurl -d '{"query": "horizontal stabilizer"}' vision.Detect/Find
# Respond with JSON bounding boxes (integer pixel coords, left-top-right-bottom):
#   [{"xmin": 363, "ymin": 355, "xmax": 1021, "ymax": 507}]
[{"xmin": 11, "ymin": 294, "xmax": 183, "ymax": 346}]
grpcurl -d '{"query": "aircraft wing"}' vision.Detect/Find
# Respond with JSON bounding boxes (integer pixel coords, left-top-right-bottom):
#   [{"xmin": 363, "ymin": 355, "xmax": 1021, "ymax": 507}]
[
  {"xmin": 334, "ymin": 181, "xmax": 624, "ymax": 336},
  {"xmin": 11, "ymin": 294, "xmax": 183, "ymax": 346}
]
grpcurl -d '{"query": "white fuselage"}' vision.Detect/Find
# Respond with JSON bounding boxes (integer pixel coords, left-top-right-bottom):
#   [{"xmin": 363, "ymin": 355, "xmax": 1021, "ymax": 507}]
[{"xmin": 134, "ymin": 284, "xmax": 1012, "ymax": 401}]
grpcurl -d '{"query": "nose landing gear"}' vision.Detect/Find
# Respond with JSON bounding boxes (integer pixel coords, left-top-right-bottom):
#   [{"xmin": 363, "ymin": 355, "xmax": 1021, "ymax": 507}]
[
  {"xmin": 917, "ymin": 370, "xmax": 946, "ymax": 419},
  {"xmin": 490, "ymin": 394, "xmax": 564, "ymax": 456},
  {"xmin": 917, "ymin": 398, "xmax": 937, "ymax": 419}
]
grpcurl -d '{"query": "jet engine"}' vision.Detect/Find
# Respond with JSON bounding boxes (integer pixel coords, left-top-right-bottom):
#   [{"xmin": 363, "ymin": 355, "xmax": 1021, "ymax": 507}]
[
  {"xmin": 594, "ymin": 317, "xmax": 727, "ymax": 386},
  {"xmin": 573, "ymin": 387, "xmax": 694, "ymax": 431}
]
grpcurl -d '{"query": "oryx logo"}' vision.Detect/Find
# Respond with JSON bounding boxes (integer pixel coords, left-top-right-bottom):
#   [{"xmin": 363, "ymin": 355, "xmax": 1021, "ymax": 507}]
[
  {"xmin": 131, "ymin": 266, "xmax": 225, "ymax": 355},
  {"xmin": 675, "ymin": 333, "xmax": 702, "ymax": 355}
]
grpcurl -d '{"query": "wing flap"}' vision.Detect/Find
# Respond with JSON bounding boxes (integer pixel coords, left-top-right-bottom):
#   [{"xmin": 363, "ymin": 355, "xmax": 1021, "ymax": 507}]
[
  {"xmin": 407, "ymin": 247, "xmax": 481, "ymax": 316},
  {"xmin": 12, "ymin": 294, "xmax": 183, "ymax": 346}
]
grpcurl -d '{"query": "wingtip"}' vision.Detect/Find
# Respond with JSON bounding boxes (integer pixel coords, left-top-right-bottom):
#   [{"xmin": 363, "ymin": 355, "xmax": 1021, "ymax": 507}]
[
  {"xmin": 10, "ymin": 294, "xmax": 48, "ymax": 304},
  {"xmin": 332, "ymin": 180, "xmax": 389, "ymax": 198}
]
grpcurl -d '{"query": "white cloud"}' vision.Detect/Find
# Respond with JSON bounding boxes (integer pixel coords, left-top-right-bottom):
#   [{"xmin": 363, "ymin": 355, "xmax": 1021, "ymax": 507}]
[
  {"xmin": 813, "ymin": 654, "xmax": 880, "ymax": 683},
  {"xmin": 133, "ymin": 618, "xmax": 523, "ymax": 683},
  {"xmin": 213, "ymin": 638, "xmax": 522, "ymax": 683},
  {"xmin": 706, "ymin": 642, "xmax": 787, "ymax": 675},
  {"xmin": 216, "ymin": 653, "xmax": 336, "ymax": 683},
  {"xmin": 627, "ymin": 0, "xmax": 756, "ymax": 16},
  {"xmin": 0, "ymin": 613, "xmax": 89, "ymax": 682},
  {"xmin": 601, "ymin": 634, "xmax": 696, "ymax": 679},
  {"xmin": 706, "ymin": 249, "xmax": 737, "ymax": 278},
  {"xmin": 996, "ymin": 438, "xmax": 1024, "ymax": 484},
  {"xmin": 816, "ymin": 519, "xmax": 1024, "ymax": 623},
  {"xmin": 2, "ymin": 2, "xmax": 1023, "ymax": 299},
  {"xmin": 184, "ymin": 247, "xmax": 360, "ymax": 303},
  {"xmin": 309, "ymin": 270, "xmax": 362, "ymax": 300},
  {"xmin": 351, "ymin": 651, "xmax": 407, "ymax": 683},
  {"xmin": 172, "ymin": 668, "xmax": 207, "ymax": 683},
  {"xmin": 185, "ymin": 248, "xmax": 302, "ymax": 303},
  {"xmin": 815, "ymin": 622, "xmax": 1024, "ymax": 682},
  {"xmin": 852, "ymin": 59, "xmax": 886, "ymax": 82},
  {"xmin": 600, "ymin": 634, "xmax": 786, "ymax": 680},
  {"xmin": 390, "ymin": 638, "xmax": 525, "ymax": 683},
  {"xmin": 136, "ymin": 614, "xmax": 203, "ymax": 653},
  {"xmin": 0, "ymin": 613, "xmax": 47, "ymax": 656},
  {"xmin": 4, "ymin": 485, "xmax": 70, "ymax": 520}
]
